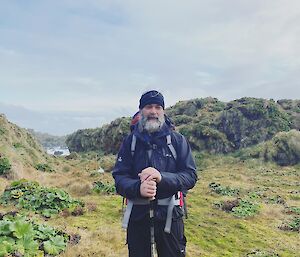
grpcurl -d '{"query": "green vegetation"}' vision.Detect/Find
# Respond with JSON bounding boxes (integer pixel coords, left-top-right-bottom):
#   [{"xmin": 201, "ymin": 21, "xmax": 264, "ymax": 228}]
[
  {"xmin": 98, "ymin": 154, "xmax": 116, "ymax": 172},
  {"xmin": 0, "ymin": 157, "xmax": 11, "ymax": 175},
  {"xmin": 66, "ymin": 117, "xmax": 131, "ymax": 154},
  {"xmin": 262, "ymin": 130, "xmax": 300, "ymax": 166},
  {"xmin": 246, "ymin": 249, "xmax": 279, "ymax": 256},
  {"xmin": 34, "ymin": 163, "xmax": 54, "ymax": 172},
  {"xmin": 209, "ymin": 182, "xmax": 239, "ymax": 196},
  {"xmin": 235, "ymin": 130, "xmax": 300, "ymax": 166},
  {"xmin": 0, "ymin": 127, "xmax": 5, "ymax": 135},
  {"xmin": 232, "ymin": 199, "xmax": 260, "ymax": 218},
  {"xmin": 1, "ymin": 99, "xmax": 300, "ymax": 256},
  {"xmin": 13, "ymin": 142, "xmax": 23, "ymax": 149},
  {"xmin": 214, "ymin": 197, "xmax": 260, "ymax": 218},
  {"xmin": 285, "ymin": 206, "xmax": 300, "ymax": 215},
  {"xmin": 65, "ymin": 97, "xmax": 300, "ymax": 169},
  {"xmin": 0, "ymin": 212, "xmax": 68, "ymax": 257},
  {"xmin": 184, "ymin": 155, "xmax": 299, "ymax": 256},
  {"xmin": 280, "ymin": 217, "xmax": 300, "ymax": 232},
  {"xmin": 0, "ymin": 180, "xmax": 84, "ymax": 218},
  {"xmin": 93, "ymin": 181, "xmax": 116, "ymax": 194}
]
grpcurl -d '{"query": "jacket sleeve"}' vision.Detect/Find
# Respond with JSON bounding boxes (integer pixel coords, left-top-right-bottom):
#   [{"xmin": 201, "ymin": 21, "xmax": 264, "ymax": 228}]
[
  {"xmin": 112, "ymin": 135, "xmax": 142, "ymax": 199},
  {"xmin": 157, "ymin": 133, "xmax": 197, "ymax": 196}
]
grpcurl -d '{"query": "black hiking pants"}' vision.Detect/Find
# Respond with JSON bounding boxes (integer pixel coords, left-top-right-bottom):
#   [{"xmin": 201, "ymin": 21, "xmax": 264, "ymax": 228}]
[{"xmin": 127, "ymin": 217, "xmax": 186, "ymax": 257}]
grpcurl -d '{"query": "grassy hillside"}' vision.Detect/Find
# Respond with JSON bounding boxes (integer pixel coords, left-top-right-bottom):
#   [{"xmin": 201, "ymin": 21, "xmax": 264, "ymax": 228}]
[
  {"xmin": 1, "ymin": 154, "xmax": 299, "ymax": 256},
  {"xmin": 0, "ymin": 113, "xmax": 77, "ymax": 182},
  {"xmin": 1, "ymin": 106, "xmax": 299, "ymax": 256}
]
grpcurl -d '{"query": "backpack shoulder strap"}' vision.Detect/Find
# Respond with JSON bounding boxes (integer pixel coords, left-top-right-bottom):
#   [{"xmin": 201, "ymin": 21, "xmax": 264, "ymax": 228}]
[
  {"xmin": 131, "ymin": 134, "xmax": 137, "ymax": 157},
  {"xmin": 166, "ymin": 134, "xmax": 177, "ymax": 161},
  {"xmin": 131, "ymin": 134, "xmax": 177, "ymax": 161}
]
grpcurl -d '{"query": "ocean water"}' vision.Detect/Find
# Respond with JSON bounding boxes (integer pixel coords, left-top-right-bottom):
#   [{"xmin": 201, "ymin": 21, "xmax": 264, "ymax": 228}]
[{"xmin": 45, "ymin": 147, "xmax": 70, "ymax": 156}]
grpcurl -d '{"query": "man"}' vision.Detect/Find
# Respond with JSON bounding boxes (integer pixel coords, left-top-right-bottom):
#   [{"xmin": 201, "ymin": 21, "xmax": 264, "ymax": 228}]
[{"xmin": 113, "ymin": 90, "xmax": 197, "ymax": 257}]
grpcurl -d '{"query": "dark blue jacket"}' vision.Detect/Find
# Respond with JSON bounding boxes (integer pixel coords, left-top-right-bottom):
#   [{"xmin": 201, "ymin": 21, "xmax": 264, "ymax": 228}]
[{"xmin": 112, "ymin": 122, "xmax": 197, "ymax": 221}]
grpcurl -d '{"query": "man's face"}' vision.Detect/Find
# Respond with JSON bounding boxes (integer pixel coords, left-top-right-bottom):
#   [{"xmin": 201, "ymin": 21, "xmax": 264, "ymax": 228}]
[{"xmin": 139, "ymin": 104, "xmax": 165, "ymax": 133}]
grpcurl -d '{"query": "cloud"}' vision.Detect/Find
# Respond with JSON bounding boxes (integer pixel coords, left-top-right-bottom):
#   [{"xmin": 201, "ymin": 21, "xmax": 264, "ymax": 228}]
[
  {"xmin": 0, "ymin": 102, "xmax": 133, "ymax": 136},
  {"xmin": 0, "ymin": 0, "xmax": 300, "ymax": 134}
]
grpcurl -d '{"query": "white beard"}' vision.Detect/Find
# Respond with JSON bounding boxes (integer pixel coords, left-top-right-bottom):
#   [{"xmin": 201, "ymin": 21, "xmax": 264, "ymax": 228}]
[{"xmin": 138, "ymin": 112, "xmax": 165, "ymax": 133}]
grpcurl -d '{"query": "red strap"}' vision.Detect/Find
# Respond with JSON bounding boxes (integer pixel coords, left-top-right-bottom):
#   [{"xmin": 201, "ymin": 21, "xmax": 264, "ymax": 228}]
[{"xmin": 179, "ymin": 192, "xmax": 184, "ymax": 207}]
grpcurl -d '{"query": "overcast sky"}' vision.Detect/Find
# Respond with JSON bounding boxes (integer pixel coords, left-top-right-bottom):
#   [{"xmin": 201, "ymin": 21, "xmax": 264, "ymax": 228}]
[{"xmin": 1, "ymin": 0, "xmax": 300, "ymax": 135}]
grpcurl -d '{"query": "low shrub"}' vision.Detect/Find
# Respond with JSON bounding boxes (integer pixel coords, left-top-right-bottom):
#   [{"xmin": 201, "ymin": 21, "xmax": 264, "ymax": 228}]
[
  {"xmin": 246, "ymin": 249, "xmax": 279, "ymax": 256},
  {"xmin": 65, "ymin": 152, "xmax": 79, "ymax": 160},
  {"xmin": 99, "ymin": 155, "xmax": 115, "ymax": 172},
  {"xmin": 34, "ymin": 163, "xmax": 54, "ymax": 172},
  {"xmin": 279, "ymin": 217, "xmax": 300, "ymax": 232},
  {"xmin": 0, "ymin": 157, "xmax": 11, "ymax": 175},
  {"xmin": 209, "ymin": 182, "xmax": 239, "ymax": 196},
  {"xmin": 263, "ymin": 130, "xmax": 300, "ymax": 166},
  {"xmin": 216, "ymin": 197, "xmax": 260, "ymax": 218},
  {"xmin": 232, "ymin": 199, "xmax": 260, "ymax": 218},
  {"xmin": 13, "ymin": 142, "xmax": 23, "ymax": 149},
  {"xmin": 284, "ymin": 206, "xmax": 300, "ymax": 215},
  {"xmin": 0, "ymin": 127, "xmax": 5, "ymax": 135},
  {"xmin": 265, "ymin": 195, "xmax": 286, "ymax": 205},
  {"xmin": 0, "ymin": 180, "xmax": 84, "ymax": 218},
  {"xmin": 93, "ymin": 181, "xmax": 116, "ymax": 194},
  {"xmin": 62, "ymin": 166, "xmax": 70, "ymax": 172}
]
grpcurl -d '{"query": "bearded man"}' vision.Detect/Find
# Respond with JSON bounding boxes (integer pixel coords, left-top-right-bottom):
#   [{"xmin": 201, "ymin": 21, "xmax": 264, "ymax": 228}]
[{"xmin": 113, "ymin": 90, "xmax": 197, "ymax": 257}]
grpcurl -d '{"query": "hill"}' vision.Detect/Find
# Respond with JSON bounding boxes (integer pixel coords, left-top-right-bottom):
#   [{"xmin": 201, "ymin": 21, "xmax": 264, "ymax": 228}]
[
  {"xmin": 65, "ymin": 97, "xmax": 300, "ymax": 165},
  {"xmin": 0, "ymin": 113, "xmax": 48, "ymax": 179},
  {"xmin": 0, "ymin": 113, "xmax": 105, "ymax": 191}
]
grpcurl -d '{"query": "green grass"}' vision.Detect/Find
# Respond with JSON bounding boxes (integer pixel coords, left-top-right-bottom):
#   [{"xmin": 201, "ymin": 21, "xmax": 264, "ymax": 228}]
[
  {"xmin": 0, "ymin": 155, "xmax": 299, "ymax": 257},
  {"xmin": 184, "ymin": 155, "xmax": 299, "ymax": 257}
]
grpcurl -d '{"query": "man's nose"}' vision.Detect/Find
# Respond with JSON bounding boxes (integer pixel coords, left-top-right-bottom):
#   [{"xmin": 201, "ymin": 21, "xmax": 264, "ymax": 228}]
[{"xmin": 149, "ymin": 107, "xmax": 157, "ymax": 114}]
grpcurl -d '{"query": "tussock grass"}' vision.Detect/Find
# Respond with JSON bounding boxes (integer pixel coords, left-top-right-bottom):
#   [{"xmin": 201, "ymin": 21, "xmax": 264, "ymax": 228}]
[{"xmin": 66, "ymin": 180, "xmax": 93, "ymax": 196}]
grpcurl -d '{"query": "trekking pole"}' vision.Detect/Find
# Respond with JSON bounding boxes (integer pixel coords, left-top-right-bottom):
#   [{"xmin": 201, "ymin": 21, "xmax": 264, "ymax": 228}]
[
  {"xmin": 146, "ymin": 148, "xmax": 157, "ymax": 257},
  {"xmin": 150, "ymin": 200, "xmax": 156, "ymax": 257}
]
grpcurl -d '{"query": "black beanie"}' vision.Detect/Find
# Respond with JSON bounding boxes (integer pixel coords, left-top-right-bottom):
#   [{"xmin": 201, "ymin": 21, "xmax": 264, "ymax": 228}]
[{"xmin": 139, "ymin": 90, "xmax": 165, "ymax": 109}]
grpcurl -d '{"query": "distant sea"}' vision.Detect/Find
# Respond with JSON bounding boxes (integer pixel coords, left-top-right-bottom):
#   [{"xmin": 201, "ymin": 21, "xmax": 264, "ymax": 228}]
[{"xmin": 45, "ymin": 146, "xmax": 70, "ymax": 156}]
